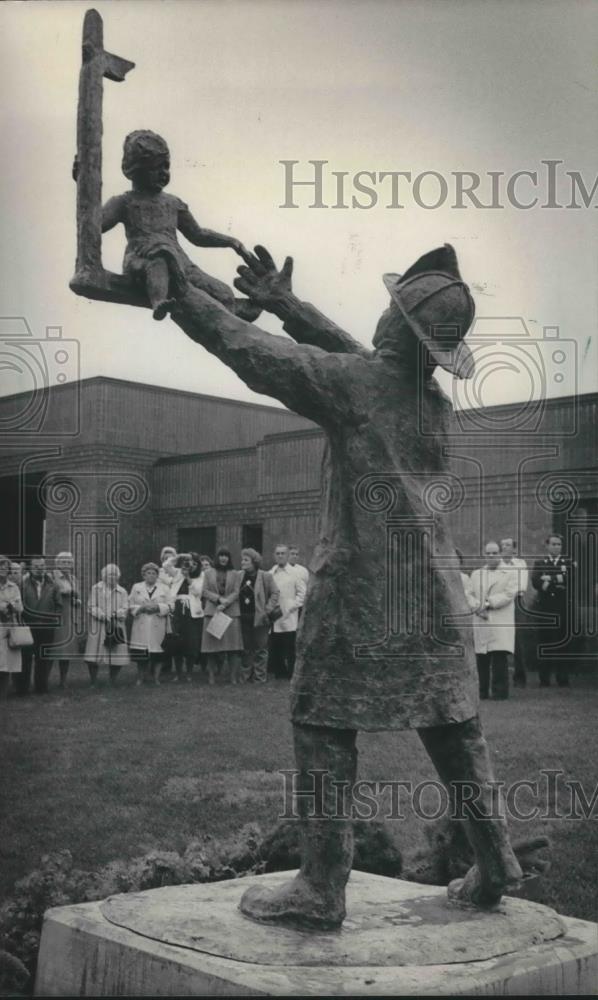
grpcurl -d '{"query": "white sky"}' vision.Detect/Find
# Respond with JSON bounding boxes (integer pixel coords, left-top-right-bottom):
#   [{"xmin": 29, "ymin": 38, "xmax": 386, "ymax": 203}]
[{"xmin": 1, "ymin": 0, "xmax": 597, "ymax": 410}]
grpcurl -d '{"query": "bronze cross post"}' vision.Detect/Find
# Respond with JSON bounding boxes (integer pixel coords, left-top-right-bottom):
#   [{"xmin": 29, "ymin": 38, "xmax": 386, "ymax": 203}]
[{"xmin": 70, "ymin": 9, "xmax": 147, "ymax": 308}]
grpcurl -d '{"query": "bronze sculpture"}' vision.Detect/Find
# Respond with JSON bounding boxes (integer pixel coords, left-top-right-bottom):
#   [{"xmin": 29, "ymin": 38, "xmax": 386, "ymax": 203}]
[
  {"xmin": 70, "ymin": 9, "xmax": 548, "ymax": 933},
  {"xmin": 179, "ymin": 245, "xmax": 524, "ymax": 928},
  {"xmin": 101, "ymin": 130, "xmax": 256, "ymax": 321}
]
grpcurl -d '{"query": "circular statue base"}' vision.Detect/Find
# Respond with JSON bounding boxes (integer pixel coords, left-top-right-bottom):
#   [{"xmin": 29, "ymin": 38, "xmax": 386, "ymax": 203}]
[{"xmin": 100, "ymin": 870, "xmax": 564, "ymax": 968}]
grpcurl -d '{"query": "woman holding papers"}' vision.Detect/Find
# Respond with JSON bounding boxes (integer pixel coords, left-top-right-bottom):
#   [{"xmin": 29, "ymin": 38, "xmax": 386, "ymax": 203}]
[{"xmin": 201, "ymin": 547, "xmax": 242, "ymax": 684}]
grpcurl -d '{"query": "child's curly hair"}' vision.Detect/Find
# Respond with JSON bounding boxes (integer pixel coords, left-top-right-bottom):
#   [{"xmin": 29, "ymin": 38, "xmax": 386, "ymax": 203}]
[{"xmin": 122, "ymin": 130, "xmax": 170, "ymax": 180}]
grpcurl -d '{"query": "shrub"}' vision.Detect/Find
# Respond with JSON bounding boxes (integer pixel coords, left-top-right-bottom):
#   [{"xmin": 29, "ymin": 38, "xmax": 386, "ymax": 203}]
[
  {"xmin": 0, "ymin": 824, "xmax": 265, "ymax": 995},
  {"xmin": 0, "ymin": 817, "xmax": 406, "ymax": 994}
]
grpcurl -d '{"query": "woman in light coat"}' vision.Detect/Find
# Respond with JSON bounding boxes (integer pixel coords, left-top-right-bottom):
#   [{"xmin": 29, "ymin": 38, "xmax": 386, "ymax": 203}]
[
  {"xmin": 84, "ymin": 564, "xmax": 129, "ymax": 686},
  {"xmin": 129, "ymin": 562, "xmax": 170, "ymax": 685},
  {"xmin": 50, "ymin": 551, "xmax": 83, "ymax": 689},
  {"xmin": 469, "ymin": 543, "xmax": 519, "ymax": 700},
  {"xmin": 0, "ymin": 554, "xmax": 24, "ymax": 698}
]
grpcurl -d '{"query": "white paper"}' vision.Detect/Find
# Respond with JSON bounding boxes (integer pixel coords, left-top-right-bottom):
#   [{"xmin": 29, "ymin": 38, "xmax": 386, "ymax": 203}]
[{"xmin": 206, "ymin": 611, "xmax": 233, "ymax": 640}]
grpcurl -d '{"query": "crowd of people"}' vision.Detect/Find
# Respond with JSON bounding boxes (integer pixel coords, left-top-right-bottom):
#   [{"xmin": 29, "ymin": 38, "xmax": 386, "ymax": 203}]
[
  {"xmin": 0, "ymin": 533, "xmax": 577, "ymax": 700},
  {"xmin": 0, "ymin": 544, "xmax": 307, "ymax": 697},
  {"xmin": 458, "ymin": 533, "xmax": 576, "ymax": 700}
]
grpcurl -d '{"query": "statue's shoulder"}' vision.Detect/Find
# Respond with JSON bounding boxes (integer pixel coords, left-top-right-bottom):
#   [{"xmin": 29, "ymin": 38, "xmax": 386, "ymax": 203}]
[{"xmin": 162, "ymin": 191, "xmax": 188, "ymax": 211}]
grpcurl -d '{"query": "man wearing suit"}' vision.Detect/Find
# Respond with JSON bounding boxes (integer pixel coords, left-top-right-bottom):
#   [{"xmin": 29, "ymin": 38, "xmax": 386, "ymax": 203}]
[
  {"xmin": 531, "ymin": 534, "xmax": 573, "ymax": 688},
  {"xmin": 19, "ymin": 556, "xmax": 62, "ymax": 695}
]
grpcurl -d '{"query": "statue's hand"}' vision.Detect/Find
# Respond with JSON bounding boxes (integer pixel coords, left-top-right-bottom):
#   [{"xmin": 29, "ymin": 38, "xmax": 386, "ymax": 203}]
[
  {"xmin": 230, "ymin": 239, "xmax": 253, "ymax": 264},
  {"xmin": 234, "ymin": 245, "xmax": 294, "ymax": 311}
]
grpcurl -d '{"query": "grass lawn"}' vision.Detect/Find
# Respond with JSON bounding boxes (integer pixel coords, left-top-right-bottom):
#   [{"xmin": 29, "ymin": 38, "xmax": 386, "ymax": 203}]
[{"xmin": 1, "ymin": 668, "xmax": 597, "ymax": 923}]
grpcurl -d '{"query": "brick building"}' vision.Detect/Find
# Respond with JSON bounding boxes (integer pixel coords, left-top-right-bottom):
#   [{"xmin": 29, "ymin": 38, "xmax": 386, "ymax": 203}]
[{"xmin": 0, "ymin": 378, "xmax": 596, "ymax": 659}]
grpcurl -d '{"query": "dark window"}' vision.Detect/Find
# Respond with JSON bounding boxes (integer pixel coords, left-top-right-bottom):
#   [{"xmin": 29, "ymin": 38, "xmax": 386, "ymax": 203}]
[
  {"xmin": 0, "ymin": 471, "xmax": 45, "ymax": 557},
  {"xmin": 242, "ymin": 523, "xmax": 263, "ymax": 554},
  {"xmin": 178, "ymin": 526, "xmax": 216, "ymax": 558}
]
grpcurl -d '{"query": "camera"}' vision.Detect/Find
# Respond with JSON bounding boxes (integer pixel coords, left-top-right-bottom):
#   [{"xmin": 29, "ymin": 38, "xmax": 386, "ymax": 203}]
[
  {"xmin": 0, "ymin": 318, "xmax": 80, "ymax": 437},
  {"xmin": 418, "ymin": 318, "xmax": 578, "ymax": 437}
]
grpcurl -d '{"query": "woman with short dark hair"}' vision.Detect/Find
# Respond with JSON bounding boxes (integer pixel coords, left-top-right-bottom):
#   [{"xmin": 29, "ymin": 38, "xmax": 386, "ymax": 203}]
[
  {"xmin": 239, "ymin": 548, "xmax": 280, "ymax": 684},
  {"xmin": 201, "ymin": 547, "xmax": 242, "ymax": 684},
  {"xmin": 169, "ymin": 552, "xmax": 204, "ymax": 682}
]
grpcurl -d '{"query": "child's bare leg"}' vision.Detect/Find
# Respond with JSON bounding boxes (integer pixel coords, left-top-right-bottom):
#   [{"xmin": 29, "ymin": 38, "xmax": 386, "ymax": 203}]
[
  {"xmin": 146, "ymin": 258, "xmax": 175, "ymax": 320},
  {"xmin": 187, "ymin": 266, "xmax": 235, "ymax": 310}
]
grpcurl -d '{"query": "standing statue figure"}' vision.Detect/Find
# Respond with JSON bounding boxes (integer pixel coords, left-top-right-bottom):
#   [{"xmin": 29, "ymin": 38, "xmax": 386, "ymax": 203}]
[
  {"xmin": 98, "ymin": 130, "xmax": 259, "ymax": 321},
  {"xmin": 166, "ymin": 242, "xmax": 532, "ymax": 929}
]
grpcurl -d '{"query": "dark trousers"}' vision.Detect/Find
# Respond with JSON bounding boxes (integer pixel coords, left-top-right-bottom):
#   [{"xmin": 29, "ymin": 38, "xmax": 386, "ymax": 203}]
[
  {"xmin": 535, "ymin": 599, "xmax": 569, "ymax": 686},
  {"xmin": 537, "ymin": 626, "xmax": 569, "ymax": 687},
  {"xmin": 476, "ymin": 651, "xmax": 509, "ymax": 700},
  {"xmin": 17, "ymin": 638, "xmax": 53, "ymax": 695},
  {"xmin": 512, "ymin": 628, "xmax": 526, "ymax": 686},
  {"xmin": 241, "ymin": 620, "xmax": 269, "ymax": 683},
  {"xmin": 268, "ymin": 630, "xmax": 297, "ymax": 679},
  {"xmin": 512, "ymin": 602, "xmax": 527, "ymax": 686}
]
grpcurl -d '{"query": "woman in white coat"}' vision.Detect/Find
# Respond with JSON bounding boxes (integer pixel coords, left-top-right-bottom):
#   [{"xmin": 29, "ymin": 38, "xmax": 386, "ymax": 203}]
[
  {"xmin": 0, "ymin": 554, "xmax": 24, "ymax": 698},
  {"xmin": 84, "ymin": 564, "xmax": 129, "ymax": 686},
  {"xmin": 129, "ymin": 562, "xmax": 170, "ymax": 685},
  {"xmin": 469, "ymin": 542, "xmax": 519, "ymax": 700}
]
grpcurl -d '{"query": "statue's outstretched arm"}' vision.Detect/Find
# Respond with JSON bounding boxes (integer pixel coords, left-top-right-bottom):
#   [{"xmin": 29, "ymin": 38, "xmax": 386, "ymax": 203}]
[
  {"xmin": 178, "ymin": 207, "xmax": 252, "ymax": 262},
  {"xmin": 235, "ymin": 247, "xmax": 371, "ymax": 359},
  {"xmin": 101, "ymin": 195, "xmax": 124, "ymax": 233},
  {"xmin": 172, "ymin": 285, "xmax": 359, "ymax": 426}
]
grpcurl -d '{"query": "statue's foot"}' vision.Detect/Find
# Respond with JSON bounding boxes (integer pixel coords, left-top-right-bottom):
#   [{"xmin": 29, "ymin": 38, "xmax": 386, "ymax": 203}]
[
  {"xmin": 239, "ymin": 872, "xmax": 345, "ymax": 930},
  {"xmin": 234, "ymin": 298, "xmax": 262, "ymax": 323},
  {"xmin": 153, "ymin": 298, "xmax": 176, "ymax": 321},
  {"xmin": 447, "ymin": 863, "xmax": 521, "ymax": 909}
]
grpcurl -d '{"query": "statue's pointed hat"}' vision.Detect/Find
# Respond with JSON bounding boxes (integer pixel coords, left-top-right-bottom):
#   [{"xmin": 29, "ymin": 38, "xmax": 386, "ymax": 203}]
[{"xmin": 383, "ymin": 244, "xmax": 475, "ymax": 379}]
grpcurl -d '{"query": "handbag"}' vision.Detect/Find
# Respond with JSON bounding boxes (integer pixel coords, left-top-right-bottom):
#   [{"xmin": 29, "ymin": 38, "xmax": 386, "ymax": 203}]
[
  {"xmin": 267, "ymin": 605, "xmax": 284, "ymax": 623},
  {"xmin": 103, "ymin": 618, "xmax": 126, "ymax": 649},
  {"xmin": 7, "ymin": 623, "xmax": 34, "ymax": 649}
]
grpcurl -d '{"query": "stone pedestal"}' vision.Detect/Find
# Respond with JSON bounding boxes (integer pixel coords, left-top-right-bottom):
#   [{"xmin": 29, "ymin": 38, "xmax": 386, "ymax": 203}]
[{"xmin": 35, "ymin": 871, "xmax": 598, "ymax": 996}]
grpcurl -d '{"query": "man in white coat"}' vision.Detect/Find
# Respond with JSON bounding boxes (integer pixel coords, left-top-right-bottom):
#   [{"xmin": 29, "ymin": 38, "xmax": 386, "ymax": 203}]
[
  {"xmin": 469, "ymin": 541, "xmax": 519, "ymax": 700},
  {"xmin": 269, "ymin": 544, "xmax": 307, "ymax": 678}
]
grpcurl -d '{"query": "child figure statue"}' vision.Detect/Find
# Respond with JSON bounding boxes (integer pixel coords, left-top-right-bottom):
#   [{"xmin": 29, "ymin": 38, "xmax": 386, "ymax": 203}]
[{"xmin": 101, "ymin": 130, "xmax": 258, "ymax": 321}]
